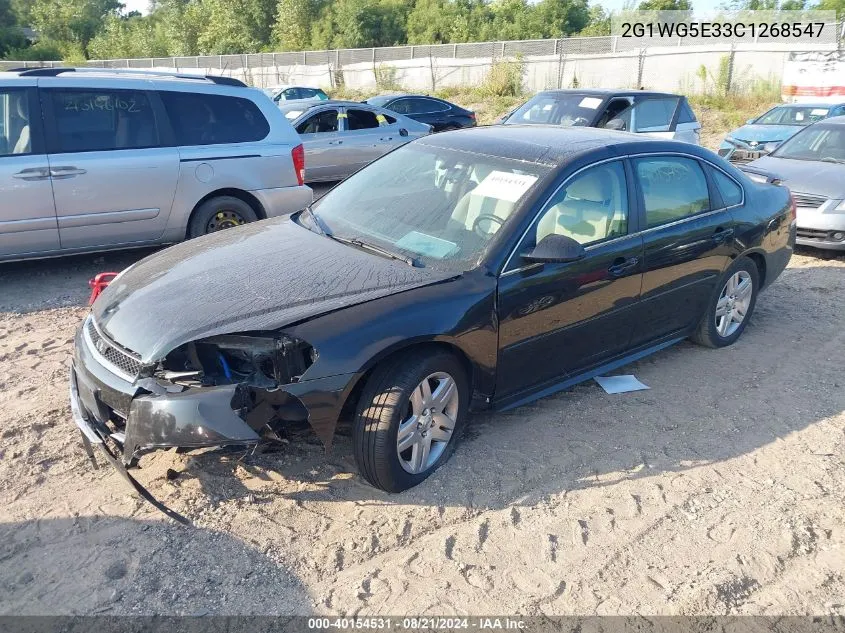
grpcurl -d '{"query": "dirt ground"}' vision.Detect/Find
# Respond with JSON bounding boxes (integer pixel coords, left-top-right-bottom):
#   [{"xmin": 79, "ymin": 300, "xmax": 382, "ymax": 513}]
[{"xmin": 1, "ymin": 240, "xmax": 844, "ymax": 617}]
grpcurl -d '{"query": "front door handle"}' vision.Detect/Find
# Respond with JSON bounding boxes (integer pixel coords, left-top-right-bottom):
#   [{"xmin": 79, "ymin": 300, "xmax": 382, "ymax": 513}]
[
  {"xmin": 12, "ymin": 167, "xmax": 51, "ymax": 181},
  {"xmin": 328, "ymin": 140, "xmax": 343, "ymax": 145},
  {"xmin": 380, "ymin": 137, "xmax": 393, "ymax": 142},
  {"xmin": 608, "ymin": 256, "xmax": 639, "ymax": 277},
  {"xmin": 50, "ymin": 166, "xmax": 87, "ymax": 179},
  {"xmin": 712, "ymin": 227, "xmax": 735, "ymax": 243}
]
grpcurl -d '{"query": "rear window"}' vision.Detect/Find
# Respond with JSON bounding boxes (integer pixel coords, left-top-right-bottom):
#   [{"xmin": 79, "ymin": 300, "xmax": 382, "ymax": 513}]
[
  {"xmin": 711, "ymin": 168, "xmax": 743, "ymax": 207},
  {"xmin": 160, "ymin": 91, "xmax": 270, "ymax": 146}
]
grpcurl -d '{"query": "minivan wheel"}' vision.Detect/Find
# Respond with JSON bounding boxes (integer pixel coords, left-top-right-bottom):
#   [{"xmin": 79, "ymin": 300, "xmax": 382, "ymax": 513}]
[
  {"xmin": 692, "ymin": 256, "xmax": 759, "ymax": 348},
  {"xmin": 353, "ymin": 351, "xmax": 468, "ymax": 493},
  {"xmin": 188, "ymin": 196, "xmax": 259, "ymax": 238}
]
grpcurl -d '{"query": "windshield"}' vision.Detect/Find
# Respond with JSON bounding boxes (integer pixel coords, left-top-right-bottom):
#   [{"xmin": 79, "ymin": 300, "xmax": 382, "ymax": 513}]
[
  {"xmin": 309, "ymin": 144, "xmax": 551, "ymax": 271},
  {"xmin": 365, "ymin": 95, "xmax": 393, "ymax": 107},
  {"xmin": 755, "ymin": 105, "xmax": 830, "ymax": 126},
  {"xmin": 773, "ymin": 124, "xmax": 845, "ymax": 162},
  {"xmin": 504, "ymin": 94, "xmax": 602, "ymax": 127}
]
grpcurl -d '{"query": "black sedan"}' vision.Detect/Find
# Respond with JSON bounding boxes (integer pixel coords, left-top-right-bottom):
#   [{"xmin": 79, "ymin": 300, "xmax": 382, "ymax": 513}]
[
  {"xmin": 364, "ymin": 94, "xmax": 476, "ymax": 132},
  {"xmin": 69, "ymin": 126, "xmax": 795, "ymax": 501}
]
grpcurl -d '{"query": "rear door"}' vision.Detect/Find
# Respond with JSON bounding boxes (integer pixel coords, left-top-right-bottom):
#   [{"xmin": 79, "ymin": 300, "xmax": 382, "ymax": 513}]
[
  {"xmin": 342, "ymin": 107, "xmax": 392, "ymax": 169},
  {"xmin": 293, "ymin": 106, "xmax": 345, "ymax": 181},
  {"xmin": 42, "ymin": 83, "xmax": 179, "ymax": 250},
  {"xmin": 628, "ymin": 154, "xmax": 737, "ymax": 347},
  {"xmin": 0, "ymin": 83, "xmax": 59, "ymax": 258}
]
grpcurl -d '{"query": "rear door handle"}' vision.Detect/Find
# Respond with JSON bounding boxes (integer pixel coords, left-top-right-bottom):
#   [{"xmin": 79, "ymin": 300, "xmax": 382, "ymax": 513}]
[
  {"xmin": 328, "ymin": 140, "xmax": 343, "ymax": 145},
  {"xmin": 12, "ymin": 167, "xmax": 51, "ymax": 181},
  {"xmin": 380, "ymin": 137, "xmax": 393, "ymax": 142},
  {"xmin": 608, "ymin": 256, "xmax": 639, "ymax": 277},
  {"xmin": 712, "ymin": 227, "xmax": 735, "ymax": 243}
]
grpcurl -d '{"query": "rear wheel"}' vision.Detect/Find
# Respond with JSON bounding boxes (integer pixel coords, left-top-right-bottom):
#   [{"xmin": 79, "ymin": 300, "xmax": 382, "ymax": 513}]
[
  {"xmin": 188, "ymin": 196, "xmax": 258, "ymax": 239},
  {"xmin": 353, "ymin": 350, "xmax": 468, "ymax": 492},
  {"xmin": 692, "ymin": 256, "xmax": 759, "ymax": 348}
]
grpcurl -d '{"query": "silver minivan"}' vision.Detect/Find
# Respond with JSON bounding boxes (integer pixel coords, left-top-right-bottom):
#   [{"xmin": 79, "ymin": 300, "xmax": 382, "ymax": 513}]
[{"xmin": 0, "ymin": 68, "xmax": 312, "ymax": 262}]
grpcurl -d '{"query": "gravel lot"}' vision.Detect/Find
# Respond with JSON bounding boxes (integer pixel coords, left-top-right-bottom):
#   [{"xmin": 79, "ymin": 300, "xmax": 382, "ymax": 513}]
[{"xmin": 1, "ymin": 229, "xmax": 844, "ymax": 616}]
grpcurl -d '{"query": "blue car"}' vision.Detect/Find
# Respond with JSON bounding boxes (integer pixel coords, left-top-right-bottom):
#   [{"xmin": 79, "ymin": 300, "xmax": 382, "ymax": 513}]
[{"xmin": 719, "ymin": 102, "xmax": 845, "ymax": 164}]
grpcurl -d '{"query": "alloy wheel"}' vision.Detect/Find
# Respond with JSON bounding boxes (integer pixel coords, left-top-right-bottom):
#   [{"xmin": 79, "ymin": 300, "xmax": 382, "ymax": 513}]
[
  {"xmin": 396, "ymin": 372, "xmax": 459, "ymax": 474},
  {"xmin": 715, "ymin": 270, "xmax": 753, "ymax": 338}
]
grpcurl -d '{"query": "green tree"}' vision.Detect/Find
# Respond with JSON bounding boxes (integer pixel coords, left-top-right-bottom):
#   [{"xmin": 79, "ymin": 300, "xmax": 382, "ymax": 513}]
[
  {"xmin": 578, "ymin": 4, "xmax": 611, "ymax": 36},
  {"xmin": 87, "ymin": 13, "xmax": 170, "ymax": 59},
  {"xmin": 273, "ymin": 0, "xmax": 318, "ymax": 50},
  {"xmin": 0, "ymin": 0, "xmax": 28, "ymax": 58},
  {"xmin": 29, "ymin": 0, "xmax": 123, "ymax": 57},
  {"xmin": 637, "ymin": 0, "xmax": 692, "ymax": 9},
  {"xmin": 534, "ymin": 0, "xmax": 591, "ymax": 37},
  {"xmin": 196, "ymin": 0, "xmax": 276, "ymax": 54},
  {"xmin": 311, "ymin": 0, "xmax": 408, "ymax": 49}
]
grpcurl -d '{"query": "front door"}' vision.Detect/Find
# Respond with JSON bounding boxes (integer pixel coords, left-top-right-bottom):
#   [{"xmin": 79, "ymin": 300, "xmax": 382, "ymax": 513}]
[
  {"xmin": 42, "ymin": 86, "xmax": 179, "ymax": 250},
  {"xmin": 629, "ymin": 154, "xmax": 736, "ymax": 346},
  {"xmin": 0, "ymin": 85, "xmax": 59, "ymax": 258},
  {"xmin": 496, "ymin": 160, "xmax": 644, "ymax": 401}
]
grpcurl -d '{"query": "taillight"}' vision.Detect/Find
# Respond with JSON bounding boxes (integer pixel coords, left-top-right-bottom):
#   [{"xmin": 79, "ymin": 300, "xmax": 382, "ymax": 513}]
[
  {"xmin": 788, "ymin": 191, "xmax": 797, "ymax": 223},
  {"xmin": 292, "ymin": 143, "xmax": 305, "ymax": 186}
]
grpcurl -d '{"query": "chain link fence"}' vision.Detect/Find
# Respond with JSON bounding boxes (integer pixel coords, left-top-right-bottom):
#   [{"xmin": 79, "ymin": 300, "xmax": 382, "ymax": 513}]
[{"xmin": 2, "ymin": 27, "xmax": 840, "ymax": 95}]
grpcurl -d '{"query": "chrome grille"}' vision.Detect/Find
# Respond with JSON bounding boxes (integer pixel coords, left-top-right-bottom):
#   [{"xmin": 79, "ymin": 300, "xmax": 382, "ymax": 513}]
[
  {"xmin": 85, "ymin": 318, "xmax": 142, "ymax": 380},
  {"xmin": 791, "ymin": 192, "xmax": 828, "ymax": 209}
]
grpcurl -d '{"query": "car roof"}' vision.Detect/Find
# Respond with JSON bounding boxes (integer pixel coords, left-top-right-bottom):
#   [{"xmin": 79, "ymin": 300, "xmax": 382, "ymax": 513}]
[
  {"xmin": 535, "ymin": 88, "xmax": 682, "ymax": 99},
  {"xmin": 0, "ymin": 66, "xmax": 248, "ymax": 88},
  {"xmin": 278, "ymin": 99, "xmax": 373, "ymax": 112},
  {"xmin": 418, "ymin": 124, "xmax": 670, "ymax": 166}
]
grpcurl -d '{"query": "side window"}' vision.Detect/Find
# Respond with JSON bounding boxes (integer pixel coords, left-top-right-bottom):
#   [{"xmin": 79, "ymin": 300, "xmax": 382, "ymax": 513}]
[
  {"xmin": 160, "ymin": 91, "xmax": 270, "ymax": 146},
  {"xmin": 534, "ymin": 161, "xmax": 629, "ymax": 246},
  {"xmin": 634, "ymin": 156, "xmax": 710, "ymax": 228},
  {"xmin": 346, "ymin": 109, "xmax": 380, "ymax": 131},
  {"xmin": 49, "ymin": 89, "xmax": 158, "ymax": 153},
  {"xmin": 282, "ymin": 88, "xmax": 300, "ymax": 100},
  {"xmin": 678, "ymin": 100, "xmax": 697, "ymax": 124},
  {"xmin": 0, "ymin": 88, "xmax": 33, "ymax": 156},
  {"xmin": 390, "ymin": 99, "xmax": 412, "ymax": 114},
  {"xmin": 377, "ymin": 112, "xmax": 396, "ymax": 126},
  {"xmin": 711, "ymin": 168, "xmax": 743, "ymax": 207},
  {"xmin": 418, "ymin": 98, "xmax": 449, "ymax": 113},
  {"xmin": 296, "ymin": 109, "xmax": 338, "ymax": 134},
  {"xmin": 620, "ymin": 97, "xmax": 680, "ymax": 133}
]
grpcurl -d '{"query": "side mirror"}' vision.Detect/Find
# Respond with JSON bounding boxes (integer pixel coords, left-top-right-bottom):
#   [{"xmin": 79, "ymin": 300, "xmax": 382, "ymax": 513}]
[
  {"xmin": 605, "ymin": 118, "xmax": 626, "ymax": 131},
  {"xmin": 399, "ymin": 128, "xmax": 409, "ymax": 137},
  {"xmin": 522, "ymin": 234, "xmax": 586, "ymax": 264}
]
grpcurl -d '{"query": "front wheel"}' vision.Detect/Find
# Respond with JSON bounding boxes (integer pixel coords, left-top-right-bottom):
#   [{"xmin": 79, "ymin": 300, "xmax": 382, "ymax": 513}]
[
  {"xmin": 691, "ymin": 256, "xmax": 759, "ymax": 348},
  {"xmin": 353, "ymin": 350, "xmax": 468, "ymax": 492}
]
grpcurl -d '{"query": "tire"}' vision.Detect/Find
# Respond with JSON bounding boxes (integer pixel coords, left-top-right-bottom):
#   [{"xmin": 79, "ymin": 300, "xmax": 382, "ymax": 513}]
[
  {"xmin": 353, "ymin": 350, "xmax": 469, "ymax": 493},
  {"xmin": 691, "ymin": 256, "xmax": 760, "ymax": 349},
  {"xmin": 187, "ymin": 196, "xmax": 259, "ymax": 239}
]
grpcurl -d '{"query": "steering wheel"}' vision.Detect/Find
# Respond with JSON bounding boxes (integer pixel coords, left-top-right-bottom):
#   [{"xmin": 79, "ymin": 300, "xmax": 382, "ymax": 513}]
[{"xmin": 472, "ymin": 214, "xmax": 505, "ymax": 238}]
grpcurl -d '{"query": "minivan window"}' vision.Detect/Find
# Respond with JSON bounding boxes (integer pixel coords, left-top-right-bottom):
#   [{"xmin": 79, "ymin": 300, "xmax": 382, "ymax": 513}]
[
  {"xmin": 634, "ymin": 156, "xmax": 710, "ymax": 228},
  {"xmin": 49, "ymin": 89, "xmax": 158, "ymax": 153},
  {"xmin": 160, "ymin": 91, "xmax": 270, "ymax": 146},
  {"xmin": 0, "ymin": 89, "xmax": 32, "ymax": 156}
]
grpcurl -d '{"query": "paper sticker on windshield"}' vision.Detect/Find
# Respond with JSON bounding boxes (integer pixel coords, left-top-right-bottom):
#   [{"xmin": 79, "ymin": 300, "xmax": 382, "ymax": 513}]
[
  {"xmin": 472, "ymin": 171, "xmax": 538, "ymax": 203},
  {"xmin": 395, "ymin": 231, "xmax": 457, "ymax": 259},
  {"xmin": 579, "ymin": 97, "xmax": 603, "ymax": 109},
  {"xmin": 811, "ymin": 108, "xmax": 829, "ymax": 115},
  {"xmin": 284, "ymin": 110, "xmax": 303, "ymax": 119}
]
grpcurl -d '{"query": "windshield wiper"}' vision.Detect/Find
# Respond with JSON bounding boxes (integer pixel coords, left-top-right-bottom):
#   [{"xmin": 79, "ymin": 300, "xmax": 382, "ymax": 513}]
[
  {"xmin": 328, "ymin": 235, "xmax": 419, "ymax": 267},
  {"xmin": 819, "ymin": 157, "xmax": 845, "ymax": 164}
]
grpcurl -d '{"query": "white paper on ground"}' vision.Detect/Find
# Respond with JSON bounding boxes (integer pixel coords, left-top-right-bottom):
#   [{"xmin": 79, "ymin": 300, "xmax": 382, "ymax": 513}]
[{"xmin": 594, "ymin": 374, "xmax": 650, "ymax": 394}]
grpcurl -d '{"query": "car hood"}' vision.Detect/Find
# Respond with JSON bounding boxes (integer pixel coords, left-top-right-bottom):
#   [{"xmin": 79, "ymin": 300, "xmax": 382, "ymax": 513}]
[
  {"xmin": 92, "ymin": 217, "xmax": 456, "ymax": 362},
  {"xmin": 726, "ymin": 124, "xmax": 803, "ymax": 145},
  {"xmin": 746, "ymin": 155, "xmax": 845, "ymax": 198}
]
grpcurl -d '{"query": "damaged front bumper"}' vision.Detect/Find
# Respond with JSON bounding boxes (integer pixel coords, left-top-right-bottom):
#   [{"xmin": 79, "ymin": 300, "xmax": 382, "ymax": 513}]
[{"xmin": 69, "ymin": 321, "xmax": 356, "ymax": 514}]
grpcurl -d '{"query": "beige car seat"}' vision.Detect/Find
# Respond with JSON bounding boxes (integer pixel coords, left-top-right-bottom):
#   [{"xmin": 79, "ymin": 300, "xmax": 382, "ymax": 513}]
[
  {"xmin": 450, "ymin": 165, "xmax": 514, "ymax": 234},
  {"xmin": 537, "ymin": 169, "xmax": 625, "ymax": 245}
]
